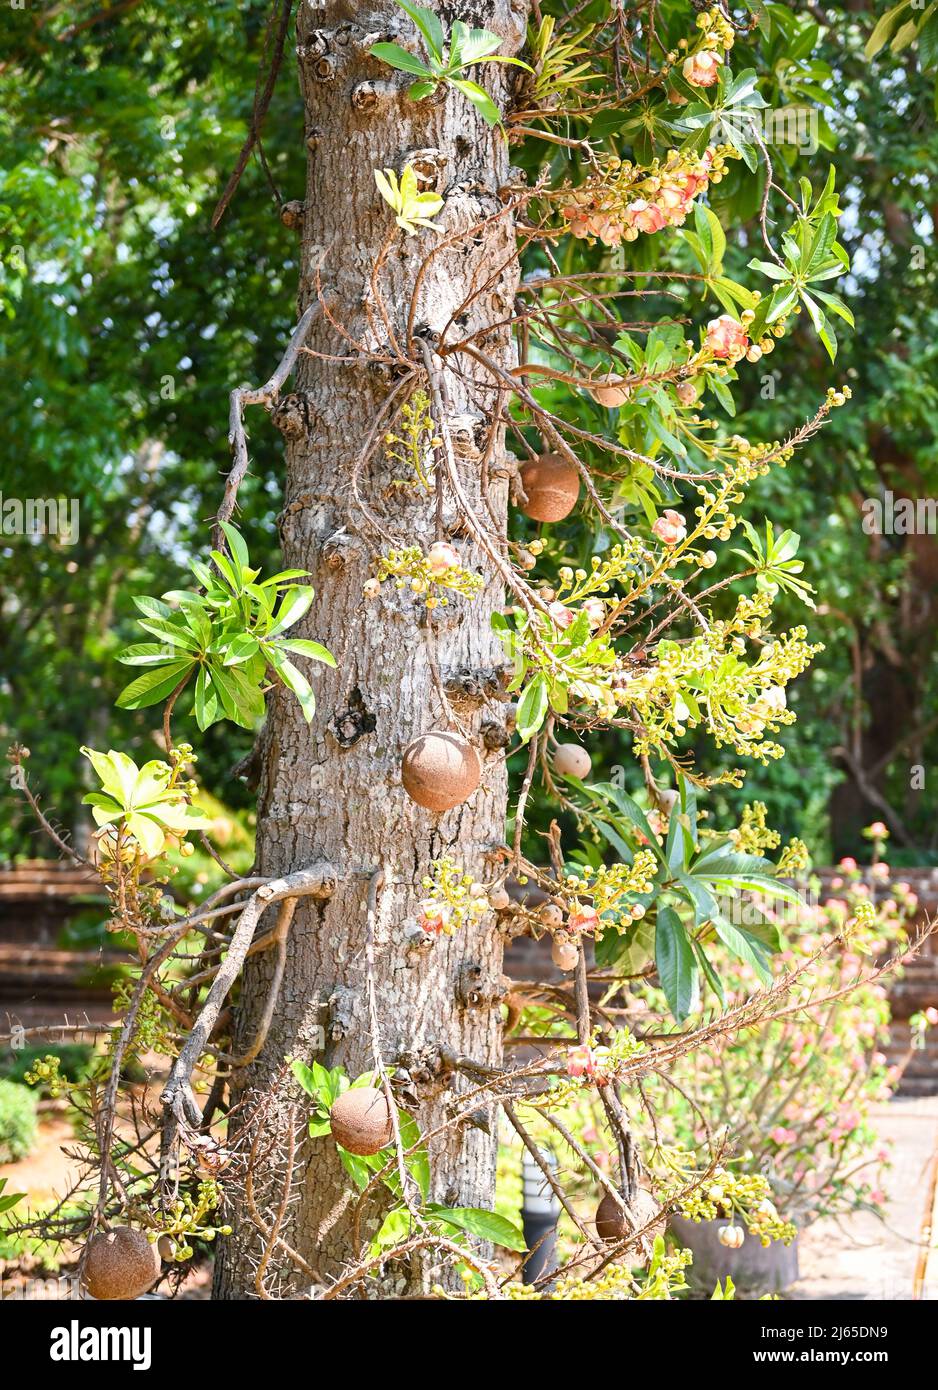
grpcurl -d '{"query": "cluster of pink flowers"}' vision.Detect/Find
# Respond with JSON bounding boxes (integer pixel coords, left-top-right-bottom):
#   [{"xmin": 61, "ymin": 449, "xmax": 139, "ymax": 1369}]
[{"xmin": 560, "ymin": 147, "xmax": 726, "ymax": 248}]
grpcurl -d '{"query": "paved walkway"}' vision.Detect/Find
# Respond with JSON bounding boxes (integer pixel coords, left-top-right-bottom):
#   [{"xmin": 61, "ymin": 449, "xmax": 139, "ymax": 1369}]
[{"xmin": 790, "ymin": 1097, "xmax": 938, "ymax": 1300}]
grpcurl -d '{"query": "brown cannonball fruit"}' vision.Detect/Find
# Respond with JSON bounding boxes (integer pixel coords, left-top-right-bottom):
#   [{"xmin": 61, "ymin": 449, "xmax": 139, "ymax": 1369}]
[
  {"xmin": 551, "ymin": 939, "xmax": 579, "ymax": 972},
  {"xmin": 595, "ymin": 1187, "xmax": 665, "ymax": 1244},
  {"xmin": 401, "ymin": 731, "xmax": 481, "ymax": 812},
  {"xmin": 82, "ymin": 1227, "xmax": 161, "ymax": 1301},
  {"xmin": 553, "ymin": 743, "xmax": 592, "ymax": 780},
  {"xmin": 488, "ymin": 886, "xmax": 511, "ymax": 912},
  {"xmin": 330, "ymin": 1086, "xmax": 394, "ymax": 1156},
  {"xmin": 539, "ymin": 902, "xmax": 564, "ymax": 929},
  {"xmin": 518, "ymin": 453, "xmax": 580, "ymax": 523},
  {"xmin": 589, "ymin": 374, "xmax": 631, "ymax": 408}
]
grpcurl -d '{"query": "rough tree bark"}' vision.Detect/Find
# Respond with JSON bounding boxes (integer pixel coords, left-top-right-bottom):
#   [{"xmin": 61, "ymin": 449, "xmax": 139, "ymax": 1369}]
[{"xmin": 214, "ymin": 0, "xmax": 529, "ymax": 1298}]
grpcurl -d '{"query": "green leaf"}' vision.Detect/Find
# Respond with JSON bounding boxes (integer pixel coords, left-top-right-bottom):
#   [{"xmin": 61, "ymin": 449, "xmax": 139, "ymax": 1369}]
[
  {"xmin": 865, "ymin": 3, "xmax": 909, "ymax": 58},
  {"xmin": 395, "ymin": 0, "xmax": 445, "ymax": 59},
  {"xmin": 516, "ymin": 674, "xmax": 548, "ymax": 743},
  {"xmin": 695, "ymin": 203, "xmax": 726, "ymax": 272},
  {"xmin": 272, "ymin": 638, "xmax": 336, "ymax": 666},
  {"xmin": 693, "ymin": 938, "xmax": 726, "ymax": 1009},
  {"xmin": 586, "ymin": 783, "xmax": 668, "ymax": 868},
  {"xmin": 452, "ymin": 27, "xmax": 503, "ymax": 65},
  {"xmin": 222, "ymin": 634, "xmax": 260, "ymax": 666},
  {"xmin": 273, "ymin": 656, "xmax": 316, "ymax": 722},
  {"xmin": 408, "ymin": 78, "xmax": 439, "ymax": 100},
  {"xmin": 373, "ymin": 1207, "xmax": 419, "ymax": 1250},
  {"xmin": 398, "ymin": 1110, "xmax": 430, "ymax": 1200},
  {"xmin": 290, "ymin": 1059, "xmax": 321, "ymax": 1100},
  {"xmin": 269, "ymin": 586, "xmax": 315, "ymax": 636},
  {"xmin": 218, "ymin": 521, "xmax": 250, "ymax": 573},
  {"xmin": 800, "ymin": 290, "xmax": 837, "ymax": 360},
  {"xmin": 133, "ymin": 594, "xmax": 174, "ymax": 622},
  {"xmin": 713, "ymin": 915, "xmax": 774, "ymax": 985},
  {"xmin": 137, "ymin": 617, "xmax": 201, "ymax": 652},
  {"xmin": 338, "ymin": 1147, "xmax": 373, "ymax": 1190},
  {"xmin": 116, "ymin": 642, "xmax": 180, "ymax": 667},
  {"xmin": 655, "ymin": 905, "xmax": 698, "ymax": 1023},
  {"xmin": 116, "ymin": 660, "xmax": 194, "ymax": 710},
  {"xmin": 450, "ymin": 78, "xmax": 502, "ymax": 127},
  {"xmin": 369, "ymin": 42, "xmax": 434, "ymax": 77},
  {"xmin": 427, "ymin": 1205, "xmax": 527, "ymax": 1251}
]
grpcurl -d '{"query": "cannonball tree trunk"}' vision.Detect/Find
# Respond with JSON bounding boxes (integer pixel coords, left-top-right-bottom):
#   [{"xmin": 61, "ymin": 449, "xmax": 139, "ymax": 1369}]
[{"xmin": 214, "ymin": 0, "xmax": 528, "ymax": 1298}]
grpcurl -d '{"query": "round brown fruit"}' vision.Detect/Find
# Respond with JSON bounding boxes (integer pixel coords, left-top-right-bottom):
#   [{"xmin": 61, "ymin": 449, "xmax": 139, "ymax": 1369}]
[
  {"xmin": 539, "ymin": 902, "xmax": 564, "ymax": 929},
  {"xmin": 488, "ymin": 886, "xmax": 511, "ymax": 912},
  {"xmin": 518, "ymin": 454, "xmax": 580, "ymax": 523},
  {"xmin": 553, "ymin": 743, "xmax": 592, "ymax": 780},
  {"xmin": 589, "ymin": 374, "xmax": 630, "ymax": 408},
  {"xmin": 82, "ymin": 1227, "xmax": 161, "ymax": 1301},
  {"xmin": 401, "ymin": 732, "xmax": 481, "ymax": 813},
  {"xmin": 551, "ymin": 939, "xmax": 579, "ymax": 972},
  {"xmin": 595, "ymin": 1187, "xmax": 665, "ymax": 1244},
  {"xmin": 329, "ymin": 1086, "xmax": 394, "ymax": 1156}
]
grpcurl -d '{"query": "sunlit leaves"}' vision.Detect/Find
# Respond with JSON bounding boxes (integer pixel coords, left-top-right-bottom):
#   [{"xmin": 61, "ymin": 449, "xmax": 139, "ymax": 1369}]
[{"xmin": 115, "ymin": 524, "xmax": 333, "ymax": 731}]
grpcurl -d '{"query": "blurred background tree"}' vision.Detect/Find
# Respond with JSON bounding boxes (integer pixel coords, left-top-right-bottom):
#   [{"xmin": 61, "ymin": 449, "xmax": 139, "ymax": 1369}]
[{"xmin": 1, "ymin": 0, "xmax": 935, "ymax": 864}]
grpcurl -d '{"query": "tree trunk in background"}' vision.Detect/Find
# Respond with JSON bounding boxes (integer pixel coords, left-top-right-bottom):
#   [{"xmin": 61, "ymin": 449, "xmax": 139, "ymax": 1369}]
[
  {"xmin": 830, "ymin": 436, "xmax": 938, "ymax": 855},
  {"xmin": 215, "ymin": 0, "xmax": 527, "ymax": 1298}
]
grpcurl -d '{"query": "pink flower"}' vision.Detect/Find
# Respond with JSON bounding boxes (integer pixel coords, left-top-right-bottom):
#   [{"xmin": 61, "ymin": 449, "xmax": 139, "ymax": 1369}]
[
  {"xmin": 769, "ymin": 1126, "xmax": 797, "ymax": 1145},
  {"xmin": 925, "ymin": 1007, "xmax": 938, "ymax": 1025},
  {"xmin": 548, "ymin": 601, "xmax": 575, "ymax": 630},
  {"xmin": 652, "ymin": 509, "xmax": 687, "ymax": 545},
  {"xmin": 590, "ymin": 214, "xmax": 623, "ymax": 247},
  {"xmin": 867, "ymin": 821, "xmax": 888, "ymax": 838},
  {"xmin": 566, "ymin": 1044, "xmax": 593, "ymax": 1078},
  {"xmin": 682, "ymin": 50, "xmax": 721, "ymax": 87},
  {"xmin": 838, "ymin": 856, "xmax": 858, "ymax": 872},
  {"xmin": 583, "ymin": 598, "xmax": 606, "ymax": 629},
  {"xmin": 426, "ymin": 541, "xmax": 460, "ymax": 577},
  {"xmin": 623, "ymin": 199, "xmax": 668, "ymax": 234},
  {"xmin": 657, "ymin": 181, "xmax": 693, "ymax": 224},
  {"xmin": 566, "ymin": 1043, "xmax": 611, "ymax": 1084},
  {"xmin": 705, "ymin": 314, "xmax": 749, "ymax": 359},
  {"xmin": 418, "ymin": 901, "xmax": 450, "ymax": 936},
  {"xmin": 568, "ymin": 902, "xmax": 600, "ymax": 935}
]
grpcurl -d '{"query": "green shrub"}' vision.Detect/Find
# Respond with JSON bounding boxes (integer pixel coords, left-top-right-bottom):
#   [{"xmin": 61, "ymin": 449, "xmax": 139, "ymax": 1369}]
[{"xmin": 0, "ymin": 1079, "xmax": 39, "ymax": 1162}]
